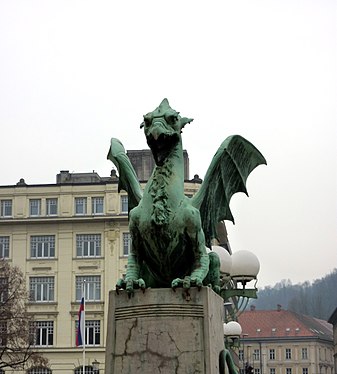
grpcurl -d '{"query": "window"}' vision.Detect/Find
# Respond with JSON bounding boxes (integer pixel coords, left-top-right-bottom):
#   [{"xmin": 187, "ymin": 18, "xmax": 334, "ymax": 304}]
[
  {"xmin": 253, "ymin": 349, "xmax": 260, "ymax": 361},
  {"xmin": 239, "ymin": 349, "xmax": 244, "ymax": 361},
  {"xmin": 92, "ymin": 197, "xmax": 103, "ymax": 215},
  {"xmin": 75, "ymin": 198, "xmax": 87, "ymax": 215},
  {"xmin": 285, "ymin": 348, "xmax": 292, "ymax": 360},
  {"xmin": 74, "ymin": 366, "xmax": 96, "ymax": 374},
  {"xmin": 269, "ymin": 349, "xmax": 275, "ymax": 360},
  {"xmin": 30, "ymin": 277, "xmax": 54, "ymax": 302},
  {"xmin": 302, "ymin": 348, "xmax": 308, "ymax": 360},
  {"xmin": 28, "ymin": 368, "xmax": 52, "ymax": 374},
  {"xmin": 76, "ymin": 276, "xmax": 101, "ymax": 301},
  {"xmin": 1, "ymin": 200, "xmax": 12, "ymax": 217},
  {"xmin": 0, "ymin": 277, "xmax": 8, "ymax": 303},
  {"xmin": 121, "ymin": 195, "xmax": 128, "ymax": 213},
  {"xmin": 0, "ymin": 236, "xmax": 9, "ymax": 258},
  {"xmin": 123, "ymin": 233, "xmax": 131, "ymax": 256},
  {"xmin": 46, "ymin": 198, "xmax": 58, "ymax": 216},
  {"xmin": 286, "ymin": 369, "xmax": 292, "ymax": 374},
  {"xmin": 76, "ymin": 234, "xmax": 101, "ymax": 257},
  {"xmin": 302, "ymin": 369, "xmax": 308, "ymax": 374},
  {"xmin": 30, "ymin": 199, "xmax": 41, "ymax": 216},
  {"xmin": 31, "ymin": 321, "xmax": 53, "ymax": 346},
  {"xmin": 76, "ymin": 320, "xmax": 100, "ymax": 346},
  {"xmin": 31, "ymin": 236, "xmax": 55, "ymax": 258},
  {"xmin": 0, "ymin": 322, "xmax": 7, "ymax": 346},
  {"xmin": 270, "ymin": 369, "xmax": 276, "ymax": 374},
  {"xmin": 254, "ymin": 369, "xmax": 260, "ymax": 374}
]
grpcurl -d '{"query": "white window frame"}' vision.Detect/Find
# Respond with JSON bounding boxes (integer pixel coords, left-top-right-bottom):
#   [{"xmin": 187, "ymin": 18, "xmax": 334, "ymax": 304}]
[
  {"xmin": 74, "ymin": 367, "xmax": 95, "ymax": 374},
  {"xmin": 30, "ymin": 277, "xmax": 54, "ymax": 302},
  {"xmin": 76, "ymin": 234, "xmax": 101, "ymax": 258},
  {"xmin": 285, "ymin": 348, "xmax": 292, "ymax": 360},
  {"xmin": 46, "ymin": 198, "xmax": 58, "ymax": 216},
  {"xmin": 302, "ymin": 348, "xmax": 308, "ymax": 360},
  {"xmin": 28, "ymin": 368, "xmax": 52, "ymax": 374},
  {"xmin": 286, "ymin": 369, "xmax": 292, "ymax": 374},
  {"xmin": 92, "ymin": 197, "xmax": 104, "ymax": 215},
  {"xmin": 31, "ymin": 235, "xmax": 55, "ymax": 258},
  {"xmin": 122, "ymin": 232, "xmax": 131, "ymax": 256},
  {"xmin": 121, "ymin": 195, "xmax": 128, "ymax": 213},
  {"xmin": 270, "ymin": 369, "xmax": 276, "ymax": 374},
  {"xmin": 269, "ymin": 348, "xmax": 275, "ymax": 360},
  {"xmin": 31, "ymin": 321, "xmax": 54, "ymax": 347},
  {"xmin": 0, "ymin": 200, "xmax": 12, "ymax": 217},
  {"xmin": 76, "ymin": 276, "xmax": 101, "ymax": 301},
  {"xmin": 30, "ymin": 199, "xmax": 41, "ymax": 217},
  {"xmin": 253, "ymin": 349, "xmax": 260, "ymax": 361},
  {"xmin": 75, "ymin": 197, "xmax": 87, "ymax": 215},
  {"xmin": 0, "ymin": 236, "xmax": 9, "ymax": 258},
  {"xmin": 76, "ymin": 320, "xmax": 100, "ymax": 346}
]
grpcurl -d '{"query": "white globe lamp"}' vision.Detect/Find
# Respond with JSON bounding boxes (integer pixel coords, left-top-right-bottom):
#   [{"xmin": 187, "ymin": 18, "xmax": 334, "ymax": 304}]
[
  {"xmin": 223, "ymin": 321, "xmax": 242, "ymax": 337},
  {"xmin": 211, "ymin": 245, "xmax": 232, "ymax": 275},
  {"xmin": 230, "ymin": 250, "xmax": 260, "ymax": 284}
]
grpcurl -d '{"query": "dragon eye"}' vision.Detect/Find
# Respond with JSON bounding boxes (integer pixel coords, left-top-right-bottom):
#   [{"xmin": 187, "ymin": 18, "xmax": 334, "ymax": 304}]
[
  {"xmin": 165, "ymin": 113, "xmax": 177, "ymax": 124},
  {"xmin": 143, "ymin": 115, "xmax": 152, "ymax": 127}
]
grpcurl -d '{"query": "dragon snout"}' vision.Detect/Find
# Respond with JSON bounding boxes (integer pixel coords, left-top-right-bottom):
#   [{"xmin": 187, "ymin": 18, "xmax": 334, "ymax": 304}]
[{"xmin": 149, "ymin": 121, "xmax": 166, "ymax": 140}]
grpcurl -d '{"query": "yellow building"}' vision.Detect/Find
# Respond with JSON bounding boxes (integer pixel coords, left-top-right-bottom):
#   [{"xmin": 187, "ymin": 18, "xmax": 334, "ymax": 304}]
[
  {"xmin": 238, "ymin": 306, "xmax": 334, "ymax": 374},
  {"xmin": 0, "ymin": 168, "xmax": 201, "ymax": 374}
]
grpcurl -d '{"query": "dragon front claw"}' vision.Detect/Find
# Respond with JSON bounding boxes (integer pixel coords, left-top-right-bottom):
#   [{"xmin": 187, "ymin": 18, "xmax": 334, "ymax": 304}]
[{"xmin": 115, "ymin": 277, "xmax": 146, "ymax": 297}]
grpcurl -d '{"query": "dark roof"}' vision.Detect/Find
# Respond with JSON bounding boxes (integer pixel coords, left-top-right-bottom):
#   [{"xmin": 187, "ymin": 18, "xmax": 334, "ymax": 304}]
[{"xmin": 238, "ymin": 309, "xmax": 332, "ymax": 341}]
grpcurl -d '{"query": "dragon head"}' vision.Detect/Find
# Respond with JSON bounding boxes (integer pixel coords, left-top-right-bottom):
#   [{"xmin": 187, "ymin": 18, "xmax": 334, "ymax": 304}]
[{"xmin": 140, "ymin": 98, "xmax": 193, "ymax": 166}]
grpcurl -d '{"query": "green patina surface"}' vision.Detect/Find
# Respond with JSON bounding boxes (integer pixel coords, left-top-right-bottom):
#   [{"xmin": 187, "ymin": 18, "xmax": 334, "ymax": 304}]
[{"xmin": 107, "ymin": 99, "xmax": 266, "ymax": 296}]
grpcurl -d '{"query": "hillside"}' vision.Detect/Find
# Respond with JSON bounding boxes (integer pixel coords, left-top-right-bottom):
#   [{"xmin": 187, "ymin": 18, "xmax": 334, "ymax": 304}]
[{"xmin": 250, "ymin": 269, "xmax": 337, "ymax": 320}]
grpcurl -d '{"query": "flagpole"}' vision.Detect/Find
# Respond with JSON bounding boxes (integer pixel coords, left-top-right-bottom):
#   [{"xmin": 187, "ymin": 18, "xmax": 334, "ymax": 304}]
[{"xmin": 82, "ymin": 280, "xmax": 86, "ymax": 374}]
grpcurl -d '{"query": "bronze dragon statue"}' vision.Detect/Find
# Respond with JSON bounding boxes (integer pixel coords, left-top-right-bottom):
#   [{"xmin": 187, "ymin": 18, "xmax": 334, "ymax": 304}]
[{"xmin": 107, "ymin": 98, "xmax": 266, "ymax": 296}]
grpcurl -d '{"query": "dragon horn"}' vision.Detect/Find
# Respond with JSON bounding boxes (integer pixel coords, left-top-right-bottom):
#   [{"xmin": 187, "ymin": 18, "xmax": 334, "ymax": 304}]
[
  {"xmin": 160, "ymin": 98, "xmax": 170, "ymax": 107},
  {"xmin": 180, "ymin": 117, "xmax": 194, "ymax": 128}
]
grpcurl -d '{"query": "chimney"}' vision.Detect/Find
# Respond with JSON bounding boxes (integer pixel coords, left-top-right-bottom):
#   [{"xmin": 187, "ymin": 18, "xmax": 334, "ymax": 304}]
[
  {"xmin": 250, "ymin": 305, "xmax": 256, "ymax": 311},
  {"xmin": 277, "ymin": 304, "xmax": 282, "ymax": 311}
]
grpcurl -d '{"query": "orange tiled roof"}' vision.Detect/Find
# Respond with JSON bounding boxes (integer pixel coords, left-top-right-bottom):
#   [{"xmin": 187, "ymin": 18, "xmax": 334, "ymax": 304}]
[{"xmin": 237, "ymin": 308, "xmax": 332, "ymax": 340}]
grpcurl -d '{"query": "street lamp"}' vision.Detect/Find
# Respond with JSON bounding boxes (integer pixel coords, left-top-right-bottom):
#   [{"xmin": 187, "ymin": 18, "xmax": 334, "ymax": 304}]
[
  {"xmin": 223, "ymin": 321, "xmax": 242, "ymax": 349},
  {"xmin": 92, "ymin": 360, "xmax": 100, "ymax": 374},
  {"xmin": 214, "ymin": 244, "xmax": 260, "ymax": 374},
  {"xmin": 211, "ymin": 246, "xmax": 260, "ymax": 308}
]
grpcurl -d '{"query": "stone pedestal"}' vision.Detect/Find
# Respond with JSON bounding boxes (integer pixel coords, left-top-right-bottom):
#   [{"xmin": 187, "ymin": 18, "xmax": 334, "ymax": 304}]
[{"xmin": 105, "ymin": 287, "xmax": 224, "ymax": 374}]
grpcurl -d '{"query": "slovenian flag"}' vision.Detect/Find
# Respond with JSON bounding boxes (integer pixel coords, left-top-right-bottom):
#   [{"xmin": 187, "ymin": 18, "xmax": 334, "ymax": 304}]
[{"xmin": 76, "ymin": 297, "xmax": 85, "ymax": 346}]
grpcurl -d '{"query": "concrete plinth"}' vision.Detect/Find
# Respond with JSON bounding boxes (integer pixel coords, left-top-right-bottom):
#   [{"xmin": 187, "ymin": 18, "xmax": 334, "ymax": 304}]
[{"xmin": 105, "ymin": 287, "xmax": 224, "ymax": 374}]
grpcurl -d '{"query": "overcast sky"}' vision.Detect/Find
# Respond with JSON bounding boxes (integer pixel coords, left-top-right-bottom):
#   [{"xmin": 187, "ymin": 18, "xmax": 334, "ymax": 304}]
[{"xmin": 0, "ymin": 1, "xmax": 336, "ymax": 288}]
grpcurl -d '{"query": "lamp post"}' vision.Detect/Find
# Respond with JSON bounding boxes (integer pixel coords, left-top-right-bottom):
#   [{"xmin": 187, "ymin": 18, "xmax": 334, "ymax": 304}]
[
  {"xmin": 242, "ymin": 333, "xmax": 249, "ymax": 372},
  {"xmin": 213, "ymin": 244, "xmax": 260, "ymax": 374}
]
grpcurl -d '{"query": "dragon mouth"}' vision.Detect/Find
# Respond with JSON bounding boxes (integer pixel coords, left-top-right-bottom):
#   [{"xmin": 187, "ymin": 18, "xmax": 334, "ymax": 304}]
[{"xmin": 147, "ymin": 132, "xmax": 179, "ymax": 166}]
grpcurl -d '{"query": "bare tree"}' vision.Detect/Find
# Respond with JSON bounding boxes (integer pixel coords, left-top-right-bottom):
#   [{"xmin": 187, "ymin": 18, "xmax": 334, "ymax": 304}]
[{"xmin": 0, "ymin": 259, "xmax": 48, "ymax": 370}]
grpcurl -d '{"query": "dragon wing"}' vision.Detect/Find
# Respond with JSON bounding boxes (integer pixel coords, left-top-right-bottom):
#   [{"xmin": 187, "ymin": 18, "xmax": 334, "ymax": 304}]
[
  {"xmin": 107, "ymin": 138, "xmax": 143, "ymax": 212},
  {"xmin": 191, "ymin": 135, "xmax": 266, "ymax": 248}
]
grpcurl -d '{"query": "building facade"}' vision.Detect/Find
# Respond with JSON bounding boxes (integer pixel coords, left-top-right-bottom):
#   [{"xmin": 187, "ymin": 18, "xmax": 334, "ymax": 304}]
[
  {"xmin": 0, "ymin": 165, "xmax": 201, "ymax": 374},
  {"xmin": 328, "ymin": 307, "xmax": 337, "ymax": 374},
  {"xmin": 237, "ymin": 306, "xmax": 334, "ymax": 374}
]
